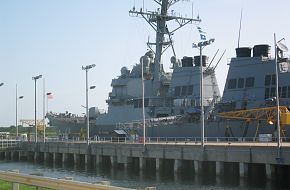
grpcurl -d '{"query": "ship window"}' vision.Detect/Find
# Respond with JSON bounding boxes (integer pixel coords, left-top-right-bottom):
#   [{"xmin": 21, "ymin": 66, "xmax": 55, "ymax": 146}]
[
  {"xmin": 228, "ymin": 79, "xmax": 237, "ymax": 89},
  {"xmin": 270, "ymin": 87, "xmax": 276, "ymax": 97},
  {"xmin": 188, "ymin": 85, "xmax": 193, "ymax": 95},
  {"xmin": 181, "ymin": 86, "xmax": 187, "ymax": 96},
  {"xmin": 245, "ymin": 77, "xmax": 255, "ymax": 87},
  {"xmin": 271, "ymin": 74, "xmax": 276, "ymax": 85},
  {"xmin": 264, "ymin": 75, "xmax": 271, "ymax": 86},
  {"xmin": 174, "ymin": 86, "xmax": 181, "ymax": 96},
  {"xmin": 238, "ymin": 78, "xmax": 244, "ymax": 88},
  {"xmin": 145, "ymin": 98, "xmax": 149, "ymax": 107},
  {"xmin": 134, "ymin": 99, "xmax": 138, "ymax": 108},
  {"xmin": 288, "ymin": 86, "xmax": 290, "ymax": 98},
  {"xmin": 264, "ymin": 88, "xmax": 270, "ymax": 99},
  {"xmin": 282, "ymin": 86, "xmax": 287, "ymax": 98}
]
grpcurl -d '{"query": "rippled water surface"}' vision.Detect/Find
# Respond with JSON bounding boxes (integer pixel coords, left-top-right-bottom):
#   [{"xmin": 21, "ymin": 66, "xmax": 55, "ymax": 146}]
[{"xmin": 0, "ymin": 161, "xmax": 288, "ymax": 190}]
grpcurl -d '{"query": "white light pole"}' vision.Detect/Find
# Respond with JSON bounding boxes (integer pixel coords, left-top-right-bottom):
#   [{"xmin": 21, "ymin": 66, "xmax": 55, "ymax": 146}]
[
  {"xmin": 141, "ymin": 58, "xmax": 146, "ymax": 146},
  {"xmin": 32, "ymin": 74, "xmax": 42, "ymax": 143},
  {"xmin": 82, "ymin": 64, "xmax": 95, "ymax": 144},
  {"xmin": 15, "ymin": 84, "xmax": 24, "ymax": 138},
  {"xmin": 192, "ymin": 38, "xmax": 215, "ymax": 148}
]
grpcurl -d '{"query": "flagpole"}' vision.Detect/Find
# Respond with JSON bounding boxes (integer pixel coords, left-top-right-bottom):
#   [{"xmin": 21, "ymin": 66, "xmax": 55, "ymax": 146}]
[{"xmin": 43, "ymin": 78, "xmax": 46, "ymax": 143}]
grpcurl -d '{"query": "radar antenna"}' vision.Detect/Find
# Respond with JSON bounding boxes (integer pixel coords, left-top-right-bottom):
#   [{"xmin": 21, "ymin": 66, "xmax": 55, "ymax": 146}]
[
  {"xmin": 129, "ymin": 0, "xmax": 201, "ymax": 96},
  {"xmin": 237, "ymin": 9, "xmax": 243, "ymax": 48}
]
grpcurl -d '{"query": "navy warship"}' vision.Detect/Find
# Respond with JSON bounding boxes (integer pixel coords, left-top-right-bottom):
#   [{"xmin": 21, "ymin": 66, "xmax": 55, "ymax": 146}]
[{"xmin": 47, "ymin": 0, "xmax": 290, "ymax": 140}]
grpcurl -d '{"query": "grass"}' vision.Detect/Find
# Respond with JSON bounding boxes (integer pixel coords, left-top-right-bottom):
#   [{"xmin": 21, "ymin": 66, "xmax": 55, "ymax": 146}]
[{"xmin": 0, "ymin": 180, "xmax": 52, "ymax": 190}]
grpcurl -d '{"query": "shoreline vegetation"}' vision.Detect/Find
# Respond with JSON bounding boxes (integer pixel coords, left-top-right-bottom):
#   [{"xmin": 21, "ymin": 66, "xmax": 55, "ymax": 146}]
[
  {"xmin": 0, "ymin": 180, "xmax": 51, "ymax": 190},
  {"xmin": 0, "ymin": 126, "xmax": 57, "ymax": 138}
]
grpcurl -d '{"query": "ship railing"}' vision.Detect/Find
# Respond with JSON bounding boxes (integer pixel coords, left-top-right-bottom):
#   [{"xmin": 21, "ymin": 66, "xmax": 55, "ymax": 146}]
[
  {"xmin": 90, "ymin": 136, "xmax": 290, "ymax": 146},
  {"xmin": 115, "ymin": 115, "xmax": 183, "ymax": 130}
]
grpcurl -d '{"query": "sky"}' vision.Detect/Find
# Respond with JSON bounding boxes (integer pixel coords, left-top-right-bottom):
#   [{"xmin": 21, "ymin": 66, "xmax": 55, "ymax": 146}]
[{"xmin": 0, "ymin": 0, "xmax": 290, "ymax": 127}]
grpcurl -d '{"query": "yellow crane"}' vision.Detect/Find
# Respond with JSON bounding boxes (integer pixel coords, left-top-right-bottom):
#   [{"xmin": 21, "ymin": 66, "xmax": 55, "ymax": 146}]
[{"xmin": 218, "ymin": 106, "xmax": 290, "ymax": 137}]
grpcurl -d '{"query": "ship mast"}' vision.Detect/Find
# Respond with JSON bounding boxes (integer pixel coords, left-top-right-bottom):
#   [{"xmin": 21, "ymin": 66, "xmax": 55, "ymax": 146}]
[{"xmin": 129, "ymin": 0, "xmax": 201, "ymax": 96}]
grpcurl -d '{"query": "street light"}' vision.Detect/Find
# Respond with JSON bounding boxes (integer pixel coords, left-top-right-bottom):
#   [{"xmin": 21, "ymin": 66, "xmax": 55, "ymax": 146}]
[
  {"xmin": 32, "ymin": 74, "xmax": 42, "ymax": 143},
  {"xmin": 15, "ymin": 84, "xmax": 24, "ymax": 137},
  {"xmin": 192, "ymin": 38, "xmax": 215, "ymax": 148},
  {"xmin": 82, "ymin": 64, "xmax": 95, "ymax": 144}
]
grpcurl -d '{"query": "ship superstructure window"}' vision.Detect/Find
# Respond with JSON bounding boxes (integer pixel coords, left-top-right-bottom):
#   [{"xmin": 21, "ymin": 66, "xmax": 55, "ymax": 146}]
[
  {"xmin": 133, "ymin": 98, "xmax": 149, "ymax": 108},
  {"xmin": 264, "ymin": 88, "xmax": 270, "ymax": 99},
  {"xmin": 238, "ymin": 78, "xmax": 244, "ymax": 88},
  {"xmin": 174, "ymin": 85, "xmax": 194, "ymax": 96},
  {"xmin": 181, "ymin": 86, "xmax": 187, "ymax": 96},
  {"xmin": 174, "ymin": 86, "xmax": 181, "ymax": 96},
  {"xmin": 245, "ymin": 77, "xmax": 255, "ymax": 88},
  {"xmin": 270, "ymin": 87, "xmax": 276, "ymax": 97},
  {"xmin": 264, "ymin": 75, "xmax": 271, "ymax": 86},
  {"xmin": 281, "ymin": 86, "xmax": 287, "ymax": 98},
  {"xmin": 271, "ymin": 74, "xmax": 276, "ymax": 85},
  {"xmin": 265, "ymin": 86, "xmax": 290, "ymax": 99},
  {"xmin": 188, "ymin": 85, "xmax": 193, "ymax": 95},
  {"xmin": 228, "ymin": 79, "xmax": 237, "ymax": 89},
  {"xmin": 282, "ymin": 86, "xmax": 287, "ymax": 98},
  {"xmin": 114, "ymin": 86, "xmax": 127, "ymax": 97}
]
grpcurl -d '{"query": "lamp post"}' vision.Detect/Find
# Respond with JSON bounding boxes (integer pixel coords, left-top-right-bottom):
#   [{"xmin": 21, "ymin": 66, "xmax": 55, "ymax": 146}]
[
  {"xmin": 192, "ymin": 38, "xmax": 215, "ymax": 148},
  {"xmin": 32, "ymin": 74, "xmax": 42, "ymax": 143},
  {"xmin": 15, "ymin": 84, "xmax": 24, "ymax": 138},
  {"xmin": 82, "ymin": 64, "xmax": 95, "ymax": 144},
  {"xmin": 141, "ymin": 58, "xmax": 146, "ymax": 147}
]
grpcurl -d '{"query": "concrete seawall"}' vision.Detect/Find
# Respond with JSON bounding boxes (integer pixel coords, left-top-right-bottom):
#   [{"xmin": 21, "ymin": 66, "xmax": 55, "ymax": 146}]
[{"xmin": 1, "ymin": 142, "xmax": 290, "ymax": 181}]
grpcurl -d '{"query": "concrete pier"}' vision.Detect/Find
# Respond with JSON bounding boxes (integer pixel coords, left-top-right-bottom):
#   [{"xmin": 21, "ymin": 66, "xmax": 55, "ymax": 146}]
[
  {"xmin": 139, "ymin": 157, "xmax": 145, "ymax": 170},
  {"xmin": 110, "ymin": 156, "xmax": 117, "ymax": 167},
  {"xmin": 194, "ymin": 160, "xmax": 199, "ymax": 174},
  {"xmin": 174, "ymin": 159, "xmax": 182, "ymax": 173},
  {"xmin": 155, "ymin": 158, "xmax": 160, "ymax": 171},
  {"xmin": 216, "ymin": 161, "xmax": 224, "ymax": 176},
  {"xmin": 0, "ymin": 141, "xmax": 290, "ymax": 183},
  {"xmin": 265, "ymin": 164, "xmax": 275, "ymax": 179},
  {"xmin": 239, "ymin": 162, "xmax": 248, "ymax": 177}
]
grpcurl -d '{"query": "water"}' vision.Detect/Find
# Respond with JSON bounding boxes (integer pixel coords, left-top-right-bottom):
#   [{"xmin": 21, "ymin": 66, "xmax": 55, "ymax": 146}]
[{"xmin": 0, "ymin": 161, "xmax": 288, "ymax": 190}]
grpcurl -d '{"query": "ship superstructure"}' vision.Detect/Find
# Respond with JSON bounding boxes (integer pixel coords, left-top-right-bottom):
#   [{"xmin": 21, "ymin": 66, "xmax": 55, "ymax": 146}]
[{"xmin": 47, "ymin": 1, "xmax": 290, "ymax": 140}]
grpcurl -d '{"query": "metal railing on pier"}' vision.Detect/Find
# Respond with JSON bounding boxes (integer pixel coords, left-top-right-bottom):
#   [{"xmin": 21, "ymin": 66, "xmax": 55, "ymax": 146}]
[
  {"xmin": 39, "ymin": 136, "xmax": 290, "ymax": 147},
  {"xmin": 0, "ymin": 139, "xmax": 20, "ymax": 150}
]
